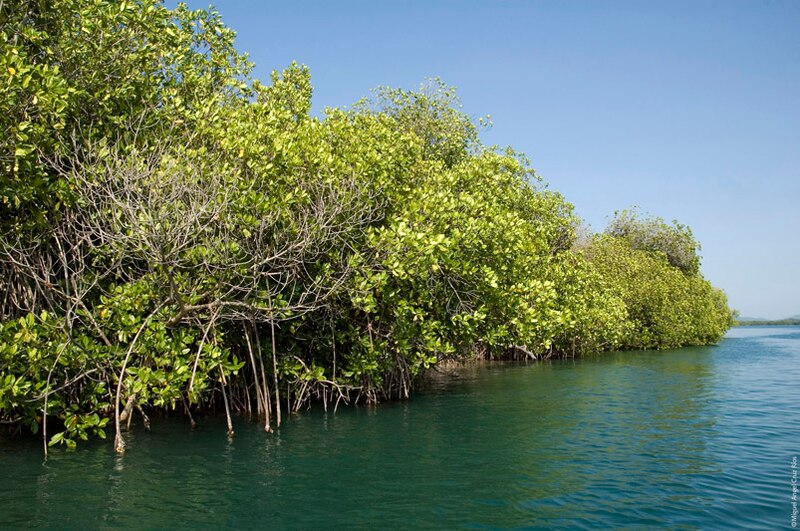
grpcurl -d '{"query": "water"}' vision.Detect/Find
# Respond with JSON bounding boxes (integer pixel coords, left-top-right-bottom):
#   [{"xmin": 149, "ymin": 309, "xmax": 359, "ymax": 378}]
[{"xmin": 2, "ymin": 326, "xmax": 799, "ymax": 529}]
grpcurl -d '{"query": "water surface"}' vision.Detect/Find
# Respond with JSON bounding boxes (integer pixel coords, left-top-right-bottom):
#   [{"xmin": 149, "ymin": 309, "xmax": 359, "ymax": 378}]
[{"xmin": 2, "ymin": 326, "xmax": 798, "ymax": 528}]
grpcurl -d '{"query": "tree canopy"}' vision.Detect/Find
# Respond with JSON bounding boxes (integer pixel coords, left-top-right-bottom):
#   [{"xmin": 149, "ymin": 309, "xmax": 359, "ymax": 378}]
[
  {"xmin": 605, "ymin": 208, "xmax": 702, "ymax": 275},
  {"xmin": 0, "ymin": 0, "xmax": 734, "ymax": 452}
]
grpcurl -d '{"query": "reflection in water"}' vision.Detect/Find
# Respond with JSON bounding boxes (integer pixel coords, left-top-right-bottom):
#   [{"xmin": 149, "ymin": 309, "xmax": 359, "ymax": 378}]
[{"xmin": 1, "ymin": 326, "xmax": 798, "ymax": 528}]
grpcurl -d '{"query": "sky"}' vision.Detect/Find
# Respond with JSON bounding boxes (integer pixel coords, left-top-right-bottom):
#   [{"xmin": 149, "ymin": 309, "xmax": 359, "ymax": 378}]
[{"xmin": 178, "ymin": 0, "xmax": 799, "ymax": 319}]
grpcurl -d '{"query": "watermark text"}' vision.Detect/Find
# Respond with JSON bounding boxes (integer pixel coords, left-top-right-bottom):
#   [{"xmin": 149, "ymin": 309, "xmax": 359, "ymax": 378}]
[{"xmin": 792, "ymin": 456, "xmax": 798, "ymax": 528}]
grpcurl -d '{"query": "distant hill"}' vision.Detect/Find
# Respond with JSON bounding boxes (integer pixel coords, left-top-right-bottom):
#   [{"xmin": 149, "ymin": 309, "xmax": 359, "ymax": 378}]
[{"xmin": 738, "ymin": 316, "xmax": 766, "ymax": 322}]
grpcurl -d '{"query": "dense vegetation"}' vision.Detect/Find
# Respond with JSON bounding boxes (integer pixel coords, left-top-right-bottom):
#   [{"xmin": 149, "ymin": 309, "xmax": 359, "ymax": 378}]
[{"xmin": 0, "ymin": 0, "xmax": 734, "ymax": 452}]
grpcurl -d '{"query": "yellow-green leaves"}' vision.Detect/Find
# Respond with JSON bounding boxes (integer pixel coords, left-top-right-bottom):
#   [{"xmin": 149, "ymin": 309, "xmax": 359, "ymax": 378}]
[
  {"xmin": 0, "ymin": 0, "xmax": 733, "ymax": 448},
  {"xmin": 586, "ymin": 234, "xmax": 732, "ymax": 349}
]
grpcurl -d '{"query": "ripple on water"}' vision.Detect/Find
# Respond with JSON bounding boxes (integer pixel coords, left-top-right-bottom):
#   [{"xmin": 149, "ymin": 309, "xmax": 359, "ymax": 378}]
[{"xmin": 2, "ymin": 329, "xmax": 799, "ymax": 528}]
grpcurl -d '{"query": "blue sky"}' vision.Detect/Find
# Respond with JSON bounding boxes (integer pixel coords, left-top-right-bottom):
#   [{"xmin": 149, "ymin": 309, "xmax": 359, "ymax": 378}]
[{"xmin": 179, "ymin": 0, "xmax": 799, "ymax": 319}]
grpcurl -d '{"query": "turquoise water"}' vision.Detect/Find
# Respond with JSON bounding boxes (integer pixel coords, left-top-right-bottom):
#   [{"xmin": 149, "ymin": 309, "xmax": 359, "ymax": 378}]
[{"xmin": 1, "ymin": 326, "xmax": 798, "ymax": 528}]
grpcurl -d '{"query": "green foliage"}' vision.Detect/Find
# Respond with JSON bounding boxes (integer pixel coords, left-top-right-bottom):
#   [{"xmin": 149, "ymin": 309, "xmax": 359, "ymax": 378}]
[
  {"xmin": 355, "ymin": 78, "xmax": 481, "ymax": 167},
  {"xmin": 606, "ymin": 208, "xmax": 701, "ymax": 275},
  {"xmin": 545, "ymin": 252, "xmax": 630, "ymax": 355},
  {"xmin": 0, "ymin": 0, "xmax": 734, "ymax": 449},
  {"xmin": 585, "ymin": 235, "xmax": 733, "ymax": 349},
  {"xmin": 1, "ymin": 0, "xmax": 251, "ymax": 232}
]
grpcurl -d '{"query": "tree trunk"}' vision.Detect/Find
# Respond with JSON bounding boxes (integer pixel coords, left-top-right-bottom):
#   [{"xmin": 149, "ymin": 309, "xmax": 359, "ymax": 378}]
[{"xmin": 219, "ymin": 367, "xmax": 234, "ymax": 437}]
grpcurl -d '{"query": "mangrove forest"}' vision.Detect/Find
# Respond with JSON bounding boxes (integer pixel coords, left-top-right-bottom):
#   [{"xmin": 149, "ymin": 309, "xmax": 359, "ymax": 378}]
[{"xmin": 0, "ymin": 0, "xmax": 734, "ymax": 453}]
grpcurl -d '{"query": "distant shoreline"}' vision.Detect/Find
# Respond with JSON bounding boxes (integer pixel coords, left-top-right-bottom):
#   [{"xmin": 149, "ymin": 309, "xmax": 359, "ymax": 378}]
[{"xmin": 735, "ymin": 319, "xmax": 800, "ymax": 326}]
